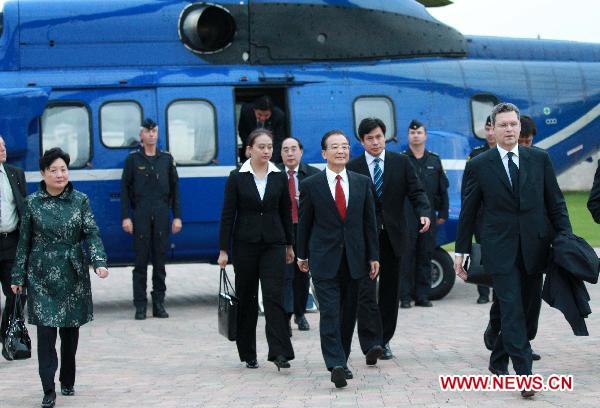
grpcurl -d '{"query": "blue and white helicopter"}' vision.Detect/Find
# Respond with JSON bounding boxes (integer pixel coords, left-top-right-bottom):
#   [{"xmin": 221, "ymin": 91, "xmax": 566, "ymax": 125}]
[{"xmin": 0, "ymin": 0, "xmax": 598, "ymax": 299}]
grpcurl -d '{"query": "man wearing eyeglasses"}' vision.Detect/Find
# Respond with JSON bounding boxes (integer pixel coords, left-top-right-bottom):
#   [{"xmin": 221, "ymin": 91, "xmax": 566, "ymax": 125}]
[
  {"xmin": 296, "ymin": 130, "xmax": 382, "ymax": 388},
  {"xmin": 455, "ymin": 103, "xmax": 571, "ymax": 398}
]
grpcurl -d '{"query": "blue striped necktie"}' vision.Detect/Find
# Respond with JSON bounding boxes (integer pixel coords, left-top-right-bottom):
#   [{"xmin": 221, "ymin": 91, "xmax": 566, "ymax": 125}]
[{"xmin": 373, "ymin": 157, "xmax": 383, "ymax": 198}]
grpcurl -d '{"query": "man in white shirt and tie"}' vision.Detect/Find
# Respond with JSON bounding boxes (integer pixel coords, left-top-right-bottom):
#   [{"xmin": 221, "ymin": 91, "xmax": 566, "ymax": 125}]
[
  {"xmin": 0, "ymin": 135, "xmax": 27, "ymax": 360},
  {"xmin": 454, "ymin": 103, "xmax": 571, "ymax": 398},
  {"xmin": 296, "ymin": 130, "xmax": 382, "ymax": 388}
]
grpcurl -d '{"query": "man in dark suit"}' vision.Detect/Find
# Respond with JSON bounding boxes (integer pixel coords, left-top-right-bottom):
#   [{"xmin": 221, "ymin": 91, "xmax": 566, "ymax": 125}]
[
  {"xmin": 466, "ymin": 115, "xmax": 496, "ymax": 304},
  {"xmin": 279, "ymin": 137, "xmax": 320, "ymax": 332},
  {"xmin": 0, "ymin": 135, "xmax": 27, "ymax": 360},
  {"xmin": 238, "ymin": 96, "xmax": 287, "ymax": 163},
  {"xmin": 297, "ymin": 130, "xmax": 383, "ymax": 388},
  {"xmin": 588, "ymin": 159, "xmax": 600, "ymax": 223},
  {"xmin": 347, "ymin": 118, "xmax": 430, "ymax": 360},
  {"xmin": 455, "ymin": 103, "xmax": 572, "ymax": 398}
]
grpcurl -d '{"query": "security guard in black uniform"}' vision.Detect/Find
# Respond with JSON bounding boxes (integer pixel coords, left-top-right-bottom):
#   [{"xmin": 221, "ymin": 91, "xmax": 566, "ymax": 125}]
[
  {"xmin": 121, "ymin": 118, "xmax": 182, "ymax": 320},
  {"xmin": 401, "ymin": 120, "xmax": 449, "ymax": 307},
  {"xmin": 466, "ymin": 115, "xmax": 496, "ymax": 304}
]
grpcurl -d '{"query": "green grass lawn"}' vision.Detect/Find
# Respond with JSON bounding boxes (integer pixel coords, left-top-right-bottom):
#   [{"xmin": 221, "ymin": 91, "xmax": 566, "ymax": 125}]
[{"xmin": 442, "ymin": 191, "xmax": 599, "ymax": 251}]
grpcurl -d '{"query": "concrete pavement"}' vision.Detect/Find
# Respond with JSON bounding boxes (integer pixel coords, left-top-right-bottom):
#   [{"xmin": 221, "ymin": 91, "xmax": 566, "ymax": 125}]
[{"xmin": 1, "ymin": 262, "xmax": 599, "ymax": 408}]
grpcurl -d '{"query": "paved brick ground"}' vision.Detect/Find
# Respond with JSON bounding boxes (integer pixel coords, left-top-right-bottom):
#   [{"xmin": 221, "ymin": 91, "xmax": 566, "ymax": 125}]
[{"xmin": 1, "ymin": 261, "xmax": 599, "ymax": 408}]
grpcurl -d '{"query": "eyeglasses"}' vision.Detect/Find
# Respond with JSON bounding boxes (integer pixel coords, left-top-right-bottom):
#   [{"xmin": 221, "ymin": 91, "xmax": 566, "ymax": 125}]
[
  {"xmin": 327, "ymin": 144, "xmax": 350, "ymax": 151},
  {"xmin": 496, "ymin": 122, "xmax": 520, "ymax": 130}
]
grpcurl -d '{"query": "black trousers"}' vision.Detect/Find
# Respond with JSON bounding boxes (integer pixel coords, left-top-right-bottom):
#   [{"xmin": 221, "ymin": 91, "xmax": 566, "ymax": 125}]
[
  {"xmin": 291, "ymin": 225, "xmax": 310, "ymax": 318},
  {"xmin": 478, "ymin": 285, "xmax": 490, "ymax": 298},
  {"xmin": 0, "ymin": 231, "xmax": 23, "ymax": 340},
  {"xmin": 377, "ymin": 230, "xmax": 402, "ymax": 345},
  {"xmin": 233, "ymin": 241, "xmax": 294, "ymax": 362},
  {"xmin": 37, "ymin": 326, "xmax": 79, "ymax": 393},
  {"xmin": 132, "ymin": 209, "xmax": 170, "ymax": 306},
  {"xmin": 316, "ymin": 251, "xmax": 382, "ymax": 369},
  {"xmin": 488, "ymin": 280, "xmax": 541, "ymax": 341},
  {"xmin": 489, "ymin": 250, "xmax": 542, "ymax": 375}
]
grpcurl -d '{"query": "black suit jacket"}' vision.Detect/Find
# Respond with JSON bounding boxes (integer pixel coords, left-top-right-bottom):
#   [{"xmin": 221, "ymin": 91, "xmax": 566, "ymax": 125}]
[
  {"xmin": 296, "ymin": 170, "xmax": 379, "ymax": 280},
  {"xmin": 0, "ymin": 164, "xmax": 26, "ymax": 260},
  {"xmin": 588, "ymin": 159, "xmax": 600, "ymax": 223},
  {"xmin": 4, "ymin": 163, "xmax": 26, "ymax": 219},
  {"xmin": 456, "ymin": 146, "xmax": 572, "ymax": 275},
  {"xmin": 238, "ymin": 103, "xmax": 286, "ymax": 163},
  {"xmin": 347, "ymin": 150, "xmax": 430, "ymax": 256},
  {"xmin": 219, "ymin": 169, "xmax": 293, "ymax": 251}
]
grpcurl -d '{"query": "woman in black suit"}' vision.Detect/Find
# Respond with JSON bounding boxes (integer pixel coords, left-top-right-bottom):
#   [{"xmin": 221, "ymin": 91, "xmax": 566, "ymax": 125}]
[{"xmin": 218, "ymin": 129, "xmax": 295, "ymax": 370}]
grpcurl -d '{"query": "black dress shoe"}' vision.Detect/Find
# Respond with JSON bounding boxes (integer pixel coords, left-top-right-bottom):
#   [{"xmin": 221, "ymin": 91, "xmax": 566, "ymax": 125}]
[
  {"xmin": 134, "ymin": 306, "xmax": 146, "ymax": 320},
  {"xmin": 41, "ymin": 391, "xmax": 56, "ymax": 408},
  {"xmin": 61, "ymin": 385, "xmax": 75, "ymax": 396},
  {"xmin": 532, "ymin": 351, "xmax": 541, "ymax": 361},
  {"xmin": 152, "ymin": 302, "xmax": 169, "ymax": 318},
  {"xmin": 400, "ymin": 300, "xmax": 412, "ymax": 309},
  {"xmin": 343, "ymin": 367, "xmax": 353, "ymax": 380},
  {"xmin": 488, "ymin": 364, "xmax": 509, "ymax": 376},
  {"xmin": 521, "ymin": 390, "xmax": 535, "ymax": 398},
  {"xmin": 365, "ymin": 345, "xmax": 384, "ymax": 366},
  {"xmin": 330, "ymin": 366, "xmax": 347, "ymax": 388},
  {"xmin": 483, "ymin": 322, "xmax": 499, "ymax": 351},
  {"xmin": 246, "ymin": 359, "xmax": 259, "ymax": 369},
  {"xmin": 415, "ymin": 300, "xmax": 433, "ymax": 307},
  {"xmin": 295, "ymin": 315, "xmax": 310, "ymax": 331},
  {"xmin": 380, "ymin": 343, "xmax": 393, "ymax": 360},
  {"xmin": 477, "ymin": 295, "xmax": 490, "ymax": 304},
  {"xmin": 273, "ymin": 355, "xmax": 290, "ymax": 371}
]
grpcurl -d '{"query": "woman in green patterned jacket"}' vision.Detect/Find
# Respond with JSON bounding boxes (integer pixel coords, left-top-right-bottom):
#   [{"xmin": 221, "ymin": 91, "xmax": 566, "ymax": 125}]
[{"xmin": 11, "ymin": 147, "xmax": 109, "ymax": 408}]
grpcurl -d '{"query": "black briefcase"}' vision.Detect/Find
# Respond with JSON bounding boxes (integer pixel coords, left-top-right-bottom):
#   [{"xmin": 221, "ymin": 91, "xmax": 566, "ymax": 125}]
[
  {"xmin": 218, "ymin": 268, "xmax": 238, "ymax": 342},
  {"xmin": 4, "ymin": 293, "xmax": 31, "ymax": 360},
  {"xmin": 465, "ymin": 243, "xmax": 493, "ymax": 287}
]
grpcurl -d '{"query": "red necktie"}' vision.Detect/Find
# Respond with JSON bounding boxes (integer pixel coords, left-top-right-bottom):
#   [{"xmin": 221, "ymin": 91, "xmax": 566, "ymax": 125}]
[
  {"xmin": 287, "ymin": 170, "xmax": 298, "ymax": 224},
  {"xmin": 335, "ymin": 175, "xmax": 346, "ymax": 221}
]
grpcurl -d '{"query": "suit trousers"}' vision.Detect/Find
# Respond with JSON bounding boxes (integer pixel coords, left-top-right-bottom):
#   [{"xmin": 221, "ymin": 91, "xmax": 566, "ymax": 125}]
[
  {"xmin": 488, "ymin": 278, "xmax": 542, "ymax": 341},
  {"xmin": 132, "ymin": 210, "xmax": 170, "ymax": 306},
  {"xmin": 233, "ymin": 241, "xmax": 294, "ymax": 362},
  {"xmin": 489, "ymin": 250, "xmax": 542, "ymax": 375},
  {"xmin": 377, "ymin": 229, "xmax": 402, "ymax": 344},
  {"xmin": 292, "ymin": 225, "xmax": 310, "ymax": 318},
  {"xmin": 0, "ymin": 231, "xmax": 23, "ymax": 340},
  {"xmin": 313, "ymin": 253, "xmax": 356, "ymax": 369},
  {"xmin": 37, "ymin": 326, "xmax": 79, "ymax": 393}
]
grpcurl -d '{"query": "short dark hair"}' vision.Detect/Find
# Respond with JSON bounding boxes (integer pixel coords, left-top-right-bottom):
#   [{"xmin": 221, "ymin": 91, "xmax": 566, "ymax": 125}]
[
  {"xmin": 40, "ymin": 147, "xmax": 70, "ymax": 171},
  {"xmin": 247, "ymin": 128, "xmax": 273, "ymax": 148},
  {"xmin": 490, "ymin": 102, "xmax": 520, "ymax": 125},
  {"xmin": 281, "ymin": 137, "xmax": 303, "ymax": 151},
  {"xmin": 253, "ymin": 95, "xmax": 273, "ymax": 111},
  {"xmin": 321, "ymin": 130, "xmax": 349, "ymax": 150},
  {"xmin": 520, "ymin": 115, "xmax": 537, "ymax": 137},
  {"xmin": 358, "ymin": 118, "xmax": 386, "ymax": 139}
]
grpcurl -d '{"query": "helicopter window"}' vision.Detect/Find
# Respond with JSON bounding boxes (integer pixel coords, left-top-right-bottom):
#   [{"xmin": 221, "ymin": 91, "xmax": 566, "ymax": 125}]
[
  {"xmin": 41, "ymin": 104, "xmax": 91, "ymax": 169},
  {"xmin": 353, "ymin": 97, "xmax": 396, "ymax": 141},
  {"xmin": 166, "ymin": 100, "xmax": 216, "ymax": 165},
  {"xmin": 471, "ymin": 94, "xmax": 499, "ymax": 140},
  {"xmin": 100, "ymin": 101, "xmax": 143, "ymax": 148}
]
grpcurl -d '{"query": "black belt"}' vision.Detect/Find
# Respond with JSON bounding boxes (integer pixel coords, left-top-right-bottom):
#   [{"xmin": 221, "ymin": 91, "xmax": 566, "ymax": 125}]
[{"xmin": 0, "ymin": 230, "xmax": 18, "ymax": 239}]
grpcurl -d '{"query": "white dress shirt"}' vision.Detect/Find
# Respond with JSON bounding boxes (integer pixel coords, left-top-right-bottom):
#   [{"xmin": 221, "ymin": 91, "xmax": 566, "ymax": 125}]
[
  {"xmin": 364, "ymin": 149, "xmax": 386, "ymax": 183},
  {"xmin": 496, "ymin": 144, "xmax": 520, "ymax": 186},
  {"xmin": 0, "ymin": 164, "xmax": 18, "ymax": 233},
  {"xmin": 239, "ymin": 159, "xmax": 281, "ymax": 200},
  {"xmin": 325, "ymin": 166, "xmax": 349, "ymax": 207}
]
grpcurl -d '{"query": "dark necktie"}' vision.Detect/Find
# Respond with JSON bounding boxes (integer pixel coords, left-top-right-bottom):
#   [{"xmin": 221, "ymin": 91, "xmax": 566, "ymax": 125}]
[
  {"xmin": 373, "ymin": 158, "xmax": 383, "ymax": 199},
  {"xmin": 287, "ymin": 169, "xmax": 298, "ymax": 224},
  {"xmin": 507, "ymin": 151, "xmax": 519, "ymax": 195},
  {"xmin": 335, "ymin": 175, "xmax": 346, "ymax": 221}
]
